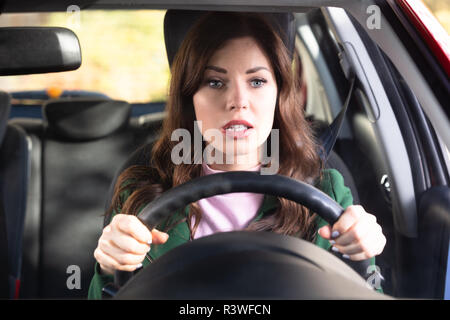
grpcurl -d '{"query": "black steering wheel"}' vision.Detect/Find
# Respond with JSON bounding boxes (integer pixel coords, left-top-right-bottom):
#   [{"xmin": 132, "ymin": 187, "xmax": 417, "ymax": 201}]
[{"xmin": 112, "ymin": 171, "xmax": 386, "ymax": 299}]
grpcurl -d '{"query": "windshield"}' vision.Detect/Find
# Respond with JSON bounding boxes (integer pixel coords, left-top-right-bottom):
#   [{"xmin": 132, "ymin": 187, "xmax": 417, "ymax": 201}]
[{"xmin": 0, "ymin": 2, "xmax": 448, "ymax": 302}]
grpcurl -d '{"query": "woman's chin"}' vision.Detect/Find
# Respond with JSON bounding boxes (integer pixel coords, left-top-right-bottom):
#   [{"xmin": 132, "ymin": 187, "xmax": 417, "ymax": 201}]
[{"xmin": 214, "ymin": 147, "xmax": 259, "ymax": 165}]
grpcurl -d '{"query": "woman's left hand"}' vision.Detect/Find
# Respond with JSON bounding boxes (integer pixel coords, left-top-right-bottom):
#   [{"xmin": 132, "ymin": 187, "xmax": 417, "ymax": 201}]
[{"xmin": 318, "ymin": 205, "xmax": 386, "ymax": 261}]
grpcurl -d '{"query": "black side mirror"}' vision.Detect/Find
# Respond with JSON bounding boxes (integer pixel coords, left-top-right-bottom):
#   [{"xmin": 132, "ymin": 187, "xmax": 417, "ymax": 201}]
[{"xmin": 0, "ymin": 27, "xmax": 81, "ymax": 76}]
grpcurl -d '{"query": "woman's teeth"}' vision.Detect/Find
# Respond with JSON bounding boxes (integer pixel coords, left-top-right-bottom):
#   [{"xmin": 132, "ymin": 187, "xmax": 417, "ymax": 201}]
[{"xmin": 225, "ymin": 124, "xmax": 248, "ymax": 131}]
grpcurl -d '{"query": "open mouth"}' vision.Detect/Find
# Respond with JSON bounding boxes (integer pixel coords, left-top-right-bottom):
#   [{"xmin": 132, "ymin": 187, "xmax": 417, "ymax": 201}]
[{"xmin": 221, "ymin": 121, "xmax": 254, "ymax": 139}]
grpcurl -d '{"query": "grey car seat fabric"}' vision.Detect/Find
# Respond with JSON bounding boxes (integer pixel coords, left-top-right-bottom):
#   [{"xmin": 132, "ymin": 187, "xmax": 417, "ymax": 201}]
[
  {"xmin": 0, "ymin": 91, "xmax": 12, "ymax": 298},
  {"xmin": 8, "ymin": 98, "xmax": 155, "ymax": 298},
  {"xmin": 324, "ymin": 149, "xmax": 360, "ymax": 205},
  {"xmin": 164, "ymin": 10, "xmax": 296, "ymax": 66},
  {"xmin": 0, "ymin": 92, "xmax": 10, "ymax": 142},
  {"xmin": 0, "ymin": 124, "xmax": 29, "ymax": 299}
]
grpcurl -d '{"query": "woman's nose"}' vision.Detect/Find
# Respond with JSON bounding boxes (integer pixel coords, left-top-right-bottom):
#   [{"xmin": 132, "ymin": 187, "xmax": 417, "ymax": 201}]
[{"xmin": 226, "ymin": 81, "xmax": 249, "ymax": 110}]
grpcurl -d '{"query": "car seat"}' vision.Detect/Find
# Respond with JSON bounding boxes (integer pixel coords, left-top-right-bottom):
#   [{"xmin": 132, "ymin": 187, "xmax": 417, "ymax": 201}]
[
  {"xmin": 7, "ymin": 98, "xmax": 156, "ymax": 298},
  {"xmin": 0, "ymin": 91, "xmax": 13, "ymax": 298}
]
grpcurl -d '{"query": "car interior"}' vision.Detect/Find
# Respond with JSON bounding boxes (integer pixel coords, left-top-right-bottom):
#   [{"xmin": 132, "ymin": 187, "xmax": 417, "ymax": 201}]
[{"xmin": 0, "ymin": 2, "xmax": 448, "ymax": 300}]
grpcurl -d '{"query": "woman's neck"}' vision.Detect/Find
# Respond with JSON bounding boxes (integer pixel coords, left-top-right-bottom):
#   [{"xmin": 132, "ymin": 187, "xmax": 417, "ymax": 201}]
[{"xmin": 205, "ymin": 148, "xmax": 260, "ymax": 171}]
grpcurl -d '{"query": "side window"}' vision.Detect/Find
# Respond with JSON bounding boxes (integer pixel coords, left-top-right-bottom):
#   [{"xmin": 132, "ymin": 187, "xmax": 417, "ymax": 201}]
[
  {"xmin": 295, "ymin": 9, "xmax": 353, "ymax": 140},
  {"xmin": 295, "ymin": 33, "xmax": 331, "ymax": 124}
]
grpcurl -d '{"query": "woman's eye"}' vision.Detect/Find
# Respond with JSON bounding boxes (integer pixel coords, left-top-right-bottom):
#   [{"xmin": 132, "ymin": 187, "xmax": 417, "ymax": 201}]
[
  {"xmin": 206, "ymin": 78, "xmax": 266, "ymax": 89},
  {"xmin": 250, "ymin": 78, "xmax": 267, "ymax": 88},
  {"xmin": 208, "ymin": 79, "xmax": 223, "ymax": 89}
]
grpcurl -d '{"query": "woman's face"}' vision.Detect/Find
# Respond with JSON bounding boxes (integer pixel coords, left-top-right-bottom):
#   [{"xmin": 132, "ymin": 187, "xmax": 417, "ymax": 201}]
[{"xmin": 193, "ymin": 36, "xmax": 278, "ymax": 168}]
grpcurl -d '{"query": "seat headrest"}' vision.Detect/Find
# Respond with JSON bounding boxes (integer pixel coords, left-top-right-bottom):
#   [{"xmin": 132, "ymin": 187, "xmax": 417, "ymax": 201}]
[
  {"xmin": 43, "ymin": 98, "xmax": 131, "ymax": 141},
  {"xmin": 164, "ymin": 10, "xmax": 296, "ymax": 68},
  {"xmin": 0, "ymin": 91, "xmax": 11, "ymax": 144}
]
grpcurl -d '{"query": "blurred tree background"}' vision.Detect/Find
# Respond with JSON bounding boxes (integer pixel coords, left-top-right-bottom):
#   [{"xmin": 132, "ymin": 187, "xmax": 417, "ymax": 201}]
[
  {"xmin": 50, "ymin": 10, "xmax": 171, "ymax": 102},
  {"xmin": 0, "ymin": 10, "xmax": 170, "ymax": 103}
]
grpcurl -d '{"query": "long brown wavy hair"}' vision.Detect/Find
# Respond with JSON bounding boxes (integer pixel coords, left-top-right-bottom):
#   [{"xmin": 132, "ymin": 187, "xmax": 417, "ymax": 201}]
[{"xmin": 106, "ymin": 12, "xmax": 324, "ymax": 241}]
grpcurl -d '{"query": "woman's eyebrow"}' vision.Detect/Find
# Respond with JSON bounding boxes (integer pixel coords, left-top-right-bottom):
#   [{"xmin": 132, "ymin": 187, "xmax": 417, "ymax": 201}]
[
  {"xmin": 246, "ymin": 66, "xmax": 270, "ymax": 74},
  {"xmin": 205, "ymin": 66, "xmax": 227, "ymax": 73},
  {"xmin": 205, "ymin": 66, "xmax": 270, "ymax": 74}
]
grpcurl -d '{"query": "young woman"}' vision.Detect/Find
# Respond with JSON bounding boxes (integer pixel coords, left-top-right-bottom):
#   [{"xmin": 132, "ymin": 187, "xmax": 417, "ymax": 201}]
[{"xmin": 88, "ymin": 11, "xmax": 386, "ymax": 299}]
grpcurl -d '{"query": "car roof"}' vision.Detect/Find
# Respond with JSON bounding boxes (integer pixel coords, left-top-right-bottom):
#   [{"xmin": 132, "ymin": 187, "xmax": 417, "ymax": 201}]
[{"xmin": 1, "ymin": 0, "xmax": 348, "ymax": 13}]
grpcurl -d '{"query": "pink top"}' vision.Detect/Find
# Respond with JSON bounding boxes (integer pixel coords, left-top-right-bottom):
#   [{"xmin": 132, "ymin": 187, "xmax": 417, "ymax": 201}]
[{"xmin": 191, "ymin": 162, "xmax": 264, "ymax": 239}]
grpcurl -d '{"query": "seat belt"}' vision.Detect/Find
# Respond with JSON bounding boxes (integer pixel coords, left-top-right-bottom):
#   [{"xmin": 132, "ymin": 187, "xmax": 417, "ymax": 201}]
[
  {"xmin": 316, "ymin": 64, "xmax": 379, "ymax": 281},
  {"xmin": 318, "ymin": 70, "xmax": 356, "ymax": 161}
]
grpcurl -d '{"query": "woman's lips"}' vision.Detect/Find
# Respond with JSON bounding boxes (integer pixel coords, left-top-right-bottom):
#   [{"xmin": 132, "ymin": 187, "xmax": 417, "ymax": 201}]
[
  {"xmin": 220, "ymin": 127, "xmax": 254, "ymax": 139},
  {"xmin": 222, "ymin": 119, "xmax": 254, "ymax": 129}
]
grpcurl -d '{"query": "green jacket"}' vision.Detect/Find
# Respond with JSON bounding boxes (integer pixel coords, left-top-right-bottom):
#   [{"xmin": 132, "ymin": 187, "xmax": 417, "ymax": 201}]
[{"xmin": 88, "ymin": 168, "xmax": 377, "ymax": 299}]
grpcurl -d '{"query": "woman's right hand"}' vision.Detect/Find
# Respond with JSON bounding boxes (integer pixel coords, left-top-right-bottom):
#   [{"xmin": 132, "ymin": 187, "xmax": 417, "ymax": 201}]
[{"xmin": 94, "ymin": 214, "xmax": 169, "ymax": 275}]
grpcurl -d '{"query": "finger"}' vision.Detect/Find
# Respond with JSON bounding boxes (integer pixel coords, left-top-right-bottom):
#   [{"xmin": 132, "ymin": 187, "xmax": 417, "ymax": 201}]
[
  {"xmin": 347, "ymin": 251, "xmax": 371, "ymax": 261},
  {"xmin": 338, "ymin": 231, "xmax": 384, "ymax": 260},
  {"xmin": 94, "ymin": 247, "xmax": 143, "ymax": 273},
  {"xmin": 113, "ymin": 214, "xmax": 152, "ymax": 244},
  {"xmin": 94, "ymin": 248, "xmax": 116, "ymax": 275},
  {"xmin": 331, "ymin": 205, "xmax": 364, "ymax": 238},
  {"xmin": 331, "ymin": 242, "xmax": 363, "ymax": 256},
  {"xmin": 151, "ymin": 229, "xmax": 169, "ymax": 244},
  {"xmin": 334, "ymin": 217, "xmax": 371, "ymax": 247},
  {"xmin": 318, "ymin": 225, "xmax": 332, "ymax": 240},
  {"xmin": 100, "ymin": 239, "xmax": 147, "ymax": 266},
  {"xmin": 108, "ymin": 232, "xmax": 150, "ymax": 255}
]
